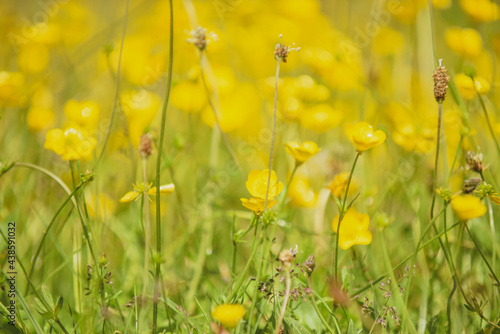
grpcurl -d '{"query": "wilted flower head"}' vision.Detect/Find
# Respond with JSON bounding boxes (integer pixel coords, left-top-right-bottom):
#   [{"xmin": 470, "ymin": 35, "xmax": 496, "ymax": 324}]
[
  {"xmin": 186, "ymin": 26, "xmax": 218, "ymax": 51},
  {"xmin": 303, "ymin": 254, "xmax": 316, "ymax": 275},
  {"xmin": 465, "ymin": 151, "xmax": 488, "ymax": 174},
  {"xmin": 138, "ymin": 134, "xmax": 153, "ymax": 159},
  {"xmin": 211, "ymin": 304, "xmax": 245, "ymax": 329},
  {"xmin": 278, "ymin": 249, "xmax": 296, "ymax": 269},
  {"xmin": 274, "ymin": 34, "xmax": 300, "ymax": 63}
]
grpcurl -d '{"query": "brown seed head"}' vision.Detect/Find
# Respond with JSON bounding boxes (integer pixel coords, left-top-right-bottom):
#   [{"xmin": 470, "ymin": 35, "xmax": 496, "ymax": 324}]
[
  {"xmin": 138, "ymin": 134, "xmax": 152, "ymax": 159},
  {"xmin": 278, "ymin": 249, "xmax": 295, "ymax": 269},
  {"xmin": 303, "ymin": 254, "xmax": 316, "ymax": 276},
  {"xmin": 274, "ymin": 35, "xmax": 300, "ymax": 63},
  {"xmin": 465, "ymin": 151, "xmax": 488, "ymax": 174},
  {"xmin": 463, "ymin": 178, "xmax": 482, "ymax": 194},
  {"xmin": 186, "ymin": 26, "xmax": 217, "ymax": 51},
  {"xmin": 433, "ymin": 59, "xmax": 450, "ymax": 103}
]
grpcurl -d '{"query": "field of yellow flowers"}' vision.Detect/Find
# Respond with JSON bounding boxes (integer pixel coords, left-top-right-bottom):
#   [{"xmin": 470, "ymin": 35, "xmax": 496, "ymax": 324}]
[{"xmin": 1, "ymin": 0, "xmax": 500, "ymax": 333}]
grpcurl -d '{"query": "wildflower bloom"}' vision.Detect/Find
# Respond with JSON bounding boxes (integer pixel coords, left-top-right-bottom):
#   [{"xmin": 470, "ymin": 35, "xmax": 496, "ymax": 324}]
[
  {"xmin": 171, "ymin": 81, "xmax": 206, "ymax": 113},
  {"xmin": 460, "ymin": 0, "xmax": 499, "ymax": 22},
  {"xmin": 241, "ymin": 169, "xmax": 283, "ymax": 214},
  {"xmin": 240, "ymin": 197, "xmax": 277, "ymax": 214},
  {"xmin": 287, "ymin": 175, "xmax": 317, "ymax": 208},
  {"xmin": 245, "ymin": 169, "xmax": 283, "ymax": 200},
  {"xmin": 44, "ymin": 127, "xmax": 97, "ymax": 161},
  {"xmin": 285, "ymin": 141, "xmax": 321, "ymax": 164},
  {"xmin": 329, "ymin": 172, "xmax": 358, "ymax": 199},
  {"xmin": 332, "ymin": 208, "xmax": 372, "ymax": 250},
  {"xmin": 445, "ymin": 28, "xmax": 483, "ymax": 58},
  {"xmin": 119, "ymin": 183, "xmax": 175, "ymax": 203},
  {"xmin": 455, "ymin": 73, "xmax": 490, "ymax": 100},
  {"xmin": 345, "ymin": 122, "xmax": 386, "ymax": 153},
  {"xmin": 64, "ymin": 100, "xmax": 101, "ymax": 130},
  {"xmin": 211, "ymin": 304, "xmax": 246, "ymax": 328},
  {"xmin": 451, "ymin": 195, "xmax": 487, "ymax": 220},
  {"xmin": 121, "ymin": 89, "xmax": 160, "ymax": 147}
]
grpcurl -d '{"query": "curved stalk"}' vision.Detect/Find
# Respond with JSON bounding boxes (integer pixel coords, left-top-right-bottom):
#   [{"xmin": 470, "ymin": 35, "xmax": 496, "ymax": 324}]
[{"xmin": 152, "ymin": 0, "xmax": 173, "ymax": 331}]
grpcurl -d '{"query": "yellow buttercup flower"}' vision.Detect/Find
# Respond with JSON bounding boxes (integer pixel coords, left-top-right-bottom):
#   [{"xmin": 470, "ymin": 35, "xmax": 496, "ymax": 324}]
[
  {"xmin": 44, "ymin": 127, "xmax": 97, "ymax": 161},
  {"xmin": 490, "ymin": 195, "xmax": 500, "ymax": 206},
  {"xmin": 211, "ymin": 304, "xmax": 246, "ymax": 329},
  {"xmin": 328, "ymin": 172, "xmax": 358, "ymax": 199},
  {"xmin": 245, "ymin": 169, "xmax": 283, "ymax": 200},
  {"xmin": 18, "ymin": 43, "xmax": 50, "ymax": 74},
  {"xmin": 27, "ymin": 107, "xmax": 54, "ymax": 132},
  {"xmin": 241, "ymin": 169, "xmax": 283, "ymax": 213},
  {"xmin": 455, "ymin": 73, "xmax": 490, "ymax": 100},
  {"xmin": 285, "ymin": 141, "xmax": 321, "ymax": 164},
  {"xmin": 64, "ymin": 100, "xmax": 101, "ymax": 130},
  {"xmin": 240, "ymin": 197, "xmax": 278, "ymax": 214},
  {"xmin": 445, "ymin": 28, "xmax": 483, "ymax": 58},
  {"xmin": 119, "ymin": 183, "xmax": 175, "ymax": 203},
  {"xmin": 345, "ymin": 122, "xmax": 386, "ymax": 153},
  {"xmin": 299, "ymin": 103, "xmax": 342, "ymax": 133},
  {"xmin": 0, "ymin": 71, "xmax": 25, "ymax": 107},
  {"xmin": 121, "ymin": 89, "xmax": 160, "ymax": 147},
  {"xmin": 460, "ymin": 0, "xmax": 499, "ymax": 22},
  {"xmin": 332, "ymin": 208, "xmax": 372, "ymax": 250},
  {"xmin": 287, "ymin": 175, "xmax": 317, "ymax": 208},
  {"xmin": 171, "ymin": 81, "xmax": 206, "ymax": 113},
  {"xmin": 372, "ymin": 27, "xmax": 405, "ymax": 56},
  {"xmin": 451, "ymin": 195, "xmax": 487, "ymax": 220}
]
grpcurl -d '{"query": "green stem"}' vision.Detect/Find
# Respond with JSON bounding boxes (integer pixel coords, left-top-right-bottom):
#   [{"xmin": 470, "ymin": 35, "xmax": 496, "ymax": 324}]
[
  {"xmin": 308, "ymin": 276, "xmax": 336, "ymax": 334},
  {"xmin": 263, "ymin": 59, "xmax": 281, "ymax": 211},
  {"xmin": 378, "ymin": 231, "xmax": 418, "ymax": 334},
  {"xmin": 274, "ymin": 268, "xmax": 291, "ymax": 334},
  {"xmin": 334, "ymin": 152, "xmax": 360, "ymax": 281},
  {"xmin": 430, "ymin": 103, "xmax": 443, "ymax": 220},
  {"xmin": 447, "ymin": 135, "xmax": 463, "ymax": 186},
  {"xmin": 352, "ymin": 207, "xmax": 454, "ymax": 296},
  {"xmin": 475, "ymin": 85, "xmax": 500, "ymax": 156},
  {"xmin": 25, "ymin": 180, "xmax": 86, "ymax": 294},
  {"xmin": 228, "ymin": 220, "xmax": 259, "ymax": 302},
  {"xmin": 153, "ymin": 0, "xmax": 173, "ymax": 331},
  {"xmin": 464, "ymin": 223, "xmax": 500, "ymax": 285}
]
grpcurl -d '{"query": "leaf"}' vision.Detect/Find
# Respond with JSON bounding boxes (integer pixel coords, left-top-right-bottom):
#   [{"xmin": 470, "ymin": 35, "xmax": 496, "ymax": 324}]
[
  {"xmin": 332, "ymin": 194, "xmax": 343, "ymax": 214},
  {"xmin": 54, "ymin": 296, "xmax": 63, "ymax": 317},
  {"xmin": 425, "ymin": 313, "xmax": 447, "ymax": 334},
  {"xmin": 34, "ymin": 297, "xmax": 52, "ymax": 320},
  {"xmin": 347, "ymin": 320, "xmax": 358, "ymax": 334},
  {"xmin": 42, "ymin": 285, "xmax": 55, "ymax": 311},
  {"xmin": 0, "ymin": 300, "xmax": 10, "ymax": 317},
  {"xmin": 284, "ymin": 317, "xmax": 311, "ymax": 334}
]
